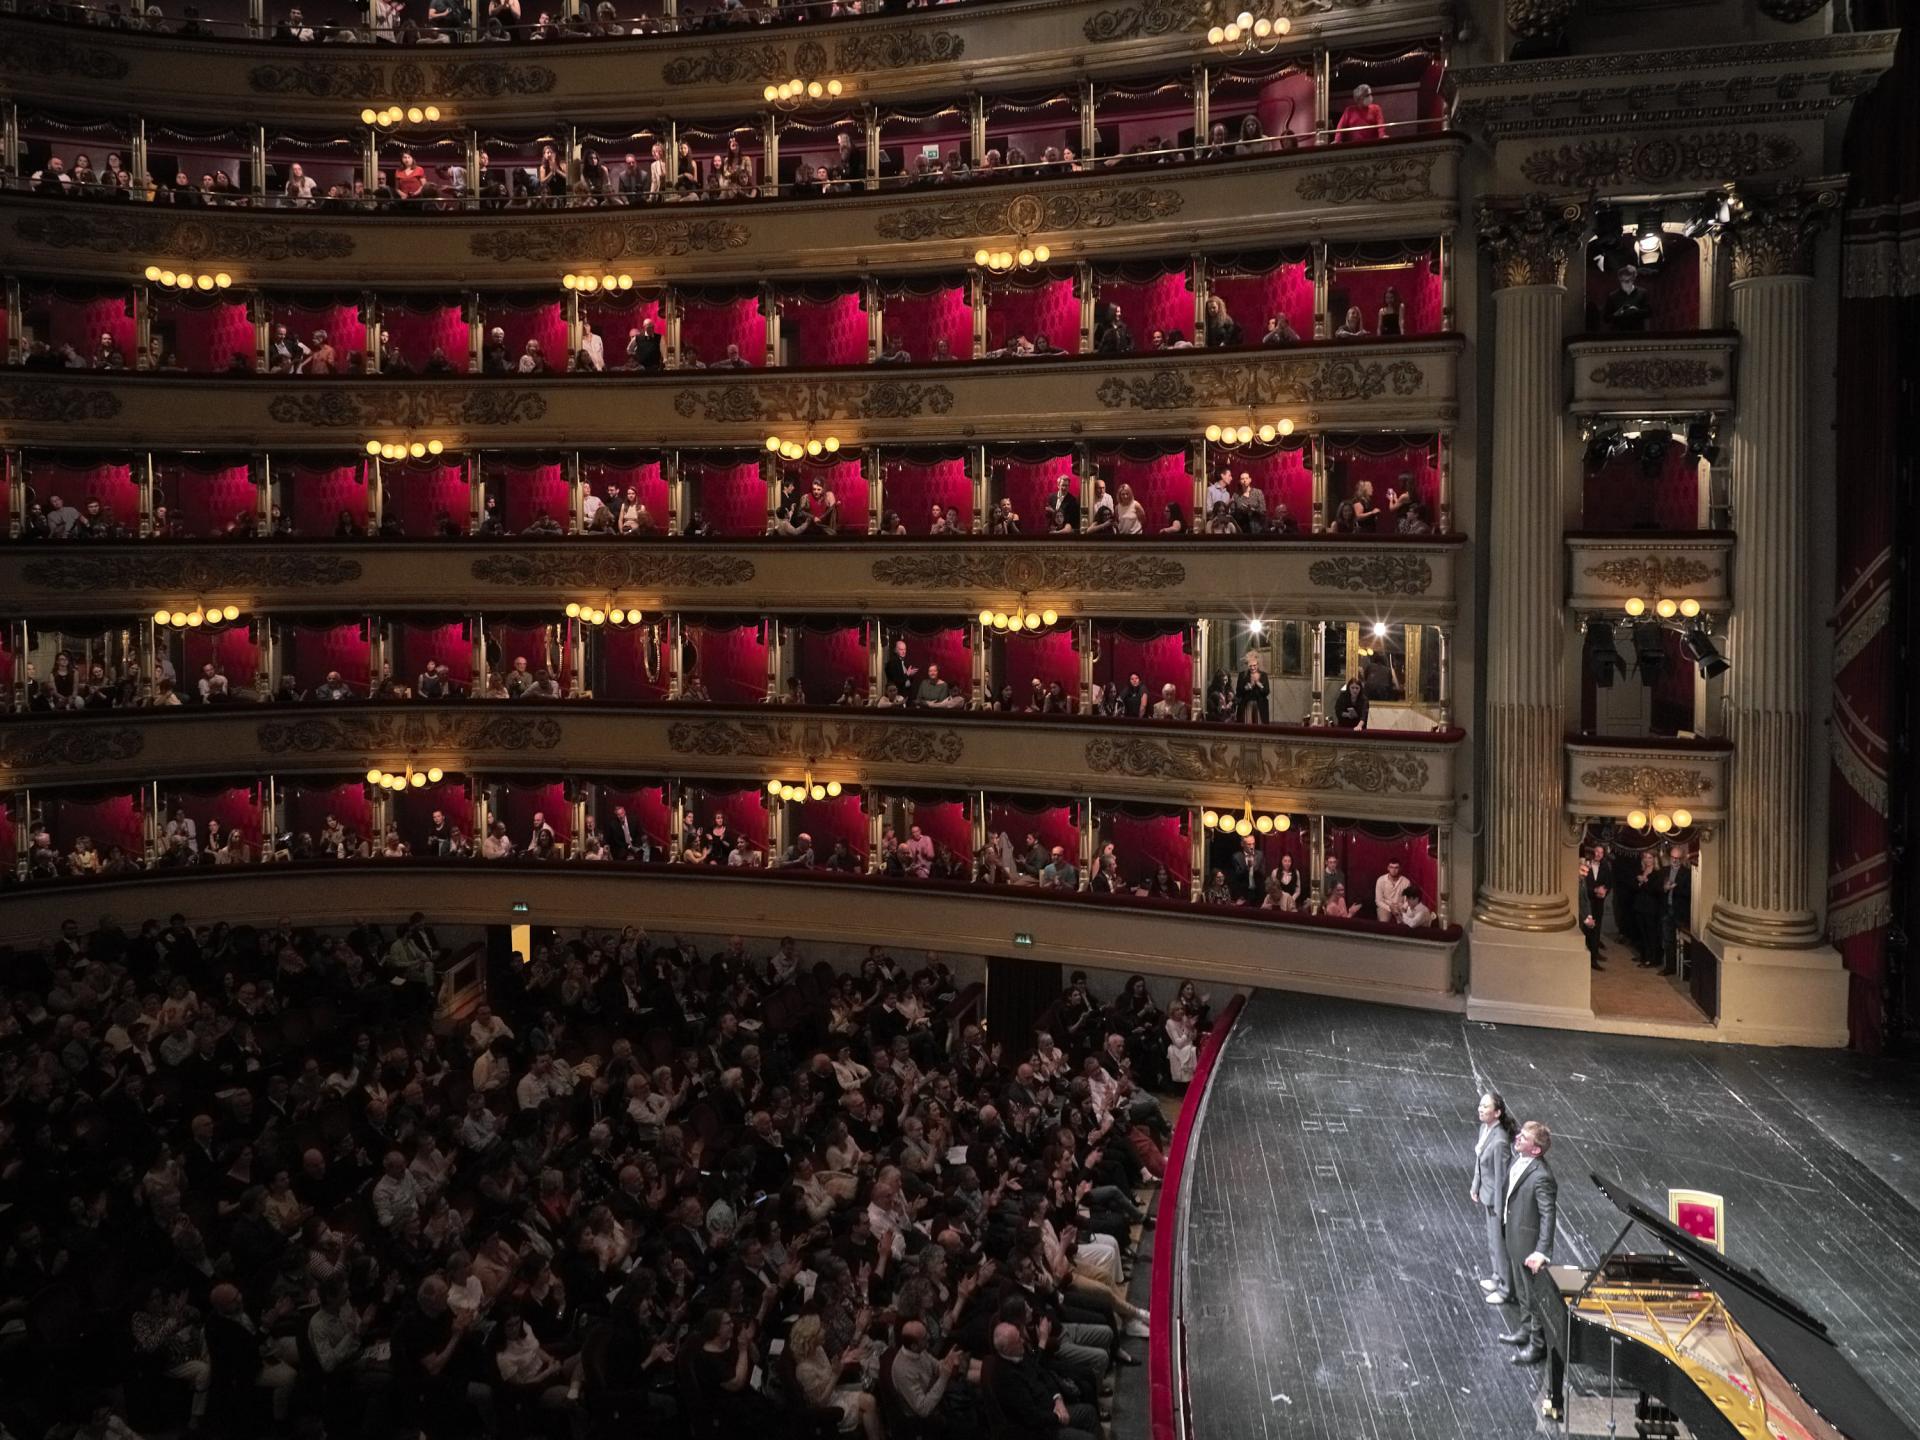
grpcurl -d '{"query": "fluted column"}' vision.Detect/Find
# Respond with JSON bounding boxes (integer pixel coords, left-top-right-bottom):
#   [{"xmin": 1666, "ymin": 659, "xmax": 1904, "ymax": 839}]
[
  {"xmin": 1474, "ymin": 196, "xmax": 1585, "ymax": 931},
  {"xmin": 1711, "ymin": 183, "xmax": 1839, "ymax": 949}
]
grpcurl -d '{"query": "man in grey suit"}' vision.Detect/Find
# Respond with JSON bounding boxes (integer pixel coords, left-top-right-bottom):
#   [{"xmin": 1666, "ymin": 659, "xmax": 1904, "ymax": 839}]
[
  {"xmin": 1471, "ymin": 1092, "xmax": 1515, "ymax": 1305},
  {"xmin": 1496, "ymin": 1120, "xmax": 1562, "ymax": 1372}
]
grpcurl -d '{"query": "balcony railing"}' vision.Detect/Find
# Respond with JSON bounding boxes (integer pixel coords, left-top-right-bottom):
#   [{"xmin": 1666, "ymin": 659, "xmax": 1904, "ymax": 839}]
[
  {"xmin": 1565, "ymin": 735, "xmax": 1732, "ymax": 824},
  {"xmin": 1568, "ymin": 332, "xmax": 1737, "ymax": 416},
  {"xmin": 1565, "ymin": 531, "xmax": 1733, "ymax": 615}
]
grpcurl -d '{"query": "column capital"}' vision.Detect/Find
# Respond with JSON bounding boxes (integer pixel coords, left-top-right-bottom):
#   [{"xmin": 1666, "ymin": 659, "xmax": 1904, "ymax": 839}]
[
  {"xmin": 1475, "ymin": 195, "xmax": 1587, "ymax": 290},
  {"xmin": 1723, "ymin": 181, "xmax": 1841, "ymax": 280}
]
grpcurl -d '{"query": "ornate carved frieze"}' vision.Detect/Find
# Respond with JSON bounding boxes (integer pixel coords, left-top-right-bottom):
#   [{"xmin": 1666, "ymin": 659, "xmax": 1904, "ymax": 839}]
[
  {"xmin": 1082, "ymin": 0, "xmax": 1365, "ymax": 45},
  {"xmin": 831, "ymin": 31, "xmax": 965, "ymax": 71},
  {"xmin": 668, "ymin": 718, "xmax": 964, "ymax": 766},
  {"xmin": 870, "ymin": 553, "xmax": 1186, "ymax": 592},
  {"xmin": 257, "ymin": 713, "xmax": 563, "ymax": 755},
  {"xmin": 0, "ymin": 383, "xmax": 123, "ymax": 425},
  {"xmin": 1577, "ymin": 764, "xmax": 1715, "ymax": 798},
  {"xmin": 265, "ymin": 388, "xmax": 549, "ymax": 429},
  {"xmin": 1475, "ymin": 195, "xmax": 1586, "ymax": 290},
  {"xmin": 1725, "ymin": 181, "xmax": 1842, "ymax": 280},
  {"xmin": 0, "ymin": 33, "xmax": 128, "ymax": 80},
  {"xmin": 672, "ymin": 380, "xmax": 954, "ymax": 424},
  {"xmin": 661, "ymin": 43, "xmax": 790, "ymax": 86},
  {"xmin": 1085, "ymin": 735, "xmax": 1431, "ymax": 794},
  {"xmin": 656, "ymin": 30, "xmax": 960, "ymax": 86},
  {"xmin": 467, "ymin": 218, "xmax": 751, "ymax": 264},
  {"xmin": 1587, "ymin": 359, "xmax": 1725, "ymax": 390},
  {"xmin": 1095, "ymin": 357, "xmax": 1423, "ymax": 411},
  {"xmin": 1520, "ymin": 132, "xmax": 1803, "ymax": 190},
  {"xmin": 0, "ymin": 726, "xmax": 144, "ymax": 770},
  {"xmin": 13, "ymin": 211, "xmax": 354, "ymax": 262},
  {"xmin": 1306, "ymin": 556, "xmax": 1434, "ymax": 596},
  {"xmin": 248, "ymin": 58, "xmax": 556, "ymax": 99},
  {"xmin": 874, "ymin": 187, "xmax": 1183, "ymax": 243},
  {"xmin": 1504, "ymin": 0, "xmax": 1573, "ymax": 50},
  {"xmin": 1295, "ymin": 156, "xmax": 1438, "ymax": 206},
  {"xmin": 19, "ymin": 554, "xmax": 363, "ymax": 592},
  {"xmin": 1581, "ymin": 556, "xmax": 1719, "ymax": 591},
  {"xmin": 470, "ymin": 552, "xmax": 757, "ymax": 588}
]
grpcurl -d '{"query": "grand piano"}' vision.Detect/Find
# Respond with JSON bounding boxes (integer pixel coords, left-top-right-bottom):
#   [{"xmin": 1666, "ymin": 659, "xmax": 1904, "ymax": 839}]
[{"xmin": 1538, "ymin": 1175, "xmax": 1919, "ymax": 1440}]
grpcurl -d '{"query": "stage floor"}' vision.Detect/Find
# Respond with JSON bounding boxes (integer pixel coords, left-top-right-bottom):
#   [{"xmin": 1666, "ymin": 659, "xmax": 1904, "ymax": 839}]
[{"xmin": 1180, "ymin": 991, "xmax": 1920, "ymax": 1439}]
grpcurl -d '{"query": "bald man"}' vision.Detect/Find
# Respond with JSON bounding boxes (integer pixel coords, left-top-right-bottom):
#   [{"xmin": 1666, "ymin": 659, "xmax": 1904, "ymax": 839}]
[
  {"xmin": 885, "ymin": 1319, "xmax": 968, "ymax": 1435},
  {"xmin": 986, "ymin": 1322, "xmax": 1098, "ymax": 1440}
]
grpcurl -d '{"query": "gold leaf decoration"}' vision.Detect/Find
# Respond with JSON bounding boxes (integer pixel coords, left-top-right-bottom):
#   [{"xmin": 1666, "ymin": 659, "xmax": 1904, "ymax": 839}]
[
  {"xmin": 1086, "ymin": 736, "xmax": 1431, "ymax": 794},
  {"xmin": 0, "ymin": 726, "xmax": 145, "ymax": 769},
  {"xmin": 660, "ymin": 44, "xmax": 789, "ymax": 86},
  {"xmin": 1520, "ymin": 132, "xmax": 1803, "ymax": 189},
  {"xmin": 1581, "ymin": 556, "xmax": 1719, "ymax": 590},
  {"xmin": 265, "ymin": 388, "xmax": 548, "ymax": 429},
  {"xmin": 832, "ymin": 31, "xmax": 964, "ymax": 71},
  {"xmin": 671, "ymin": 380, "xmax": 954, "ymax": 424},
  {"xmin": 1296, "ymin": 156, "xmax": 1438, "ymax": 205},
  {"xmin": 20, "ymin": 553, "xmax": 363, "ymax": 592},
  {"xmin": 667, "ymin": 719, "xmax": 963, "ymax": 767},
  {"xmin": 1577, "ymin": 764, "xmax": 1715, "ymax": 798},
  {"xmin": 248, "ymin": 58, "xmax": 556, "ymax": 99},
  {"xmin": 1095, "ymin": 357, "xmax": 1424, "ymax": 411},
  {"xmin": 466, "ymin": 218, "xmax": 750, "ymax": 264},
  {"xmin": 874, "ymin": 187, "xmax": 1183, "ymax": 242},
  {"xmin": 0, "ymin": 382, "xmax": 124, "ymax": 425},
  {"xmin": 1306, "ymin": 556, "xmax": 1435, "ymax": 596},
  {"xmin": 1586, "ymin": 360, "xmax": 1725, "ymax": 389},
  {"xmin": 869, "ymin": 553, "xmax": 1186, "ymax": 591},
  {"xmin": 257, "ymin": 713, "xmax": 564, "ymax": 755},
  {"xmin": 470, "ymin": 552, "xmax": 757, "ymax": 588},
  {"xmin": 13, "ymin": 212, "xmax": 355, "ymax": 262}
]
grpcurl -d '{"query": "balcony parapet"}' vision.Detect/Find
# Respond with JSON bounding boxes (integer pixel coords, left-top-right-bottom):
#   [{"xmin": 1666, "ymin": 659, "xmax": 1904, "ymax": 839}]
[
  {"xmin": 0, "ymin": 702, "xmax": 1466, "ymax": 823},
  {"xmin": 0, "ymin": 535, "xmax": 1465, "ymax": 621},
  {"xmin": 0, "ymin": 1, "xmax": 1453, "ymax": 125},
  {"xmin": 1565, "ymin": 531, "xmax": 1732, "ymax": 614},
  {"xmin": 0, "ymin": 139, "xmax": 1463, "ymax": 288},
  {"xmin": 0, "ymin": 338, "xmax": 1463, "ymax": 448},
  {"xmin": 1565, "ymin": 735, "xmax": 1732, "ymax": 824},
  {"xmin": 1568, "ymin": 332, "xmax": 1737, "ymax": 416}
]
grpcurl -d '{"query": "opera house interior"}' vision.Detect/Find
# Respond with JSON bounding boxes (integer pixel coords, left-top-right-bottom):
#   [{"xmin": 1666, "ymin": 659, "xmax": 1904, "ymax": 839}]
[{"xmin": 0, "ymin": 0, "xmax": 1916, "ymax": 1436}]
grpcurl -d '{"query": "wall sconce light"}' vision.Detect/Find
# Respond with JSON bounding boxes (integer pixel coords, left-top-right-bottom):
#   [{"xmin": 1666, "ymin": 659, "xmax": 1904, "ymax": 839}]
[
  {"xmin": 766, "ymin": 78, "xmax": 844, "ymax": 106},
  {"xmin": 361, "ymin": 105, "xmax": 443, "ymax": 127},
  {"xmin": 975, "ymin": 243, "xmax": 1051, "ymax": 273},
  {"xmin": 144, "ymin": 266, "xmax": 233, "ymax": 292},
  {"xmin": 1203, "ymin": 796, "xmax": 1291, "ymax": 837},
  {"xmin": 564, "ymin": 600, "xmax": 644, "ymax": 626},
  {"xmin": 978, "ymin": 595, "xmax": 1063, "ymax": 633},
  {"xmin": 368, "ymin": 764, "xmax": 445, "ymax": 790},
  {"xmin": 562, "ymin": 272, "xmax": 635, "ymax": 293},
  {"xmin": 153, "ymin": 603, "xmax": 242, "ymax": 628},
  {"xmin": 366, "ymin": 439, "xmax": 447, "ymax": 461},
  {"xmin": 1206, "ymin": 10, "xmax": 1293, "ymax": 51},
  {"xmin": 1205, "ymin": 416, "xmax": 1294, "ymax": 445},
  {"xmin": 766, "ymin": 432, "xmax": 842, "ymax": 461},
  {"xmin": 767, "ymin": 771, "xmax": 843, "ymax": 802}
]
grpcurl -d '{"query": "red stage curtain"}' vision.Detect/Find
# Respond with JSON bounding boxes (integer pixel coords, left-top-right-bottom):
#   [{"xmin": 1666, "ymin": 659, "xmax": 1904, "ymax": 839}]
[
  {"xmin": 385, "ymin": 300, "xmax": 468, "ymax": 371},
  {"xmin": 1096, "ymin": 629, "xmax": 1187, "ymax": 705},
  {"xmin": 1209, "ymin": 261, "xmax": 1313, "ymax": 346},
  {"xmin": 883, "ymin": 455, "xmax": 971, "ymax": 534},
  {"xmin": 1328, "ymin": 824, "xmax": 1437, "ymax": 916},
  {"xmin": 903, "ymin": 798, "xmax": 971, "ymax": 864},
  {"xmin": 47, "ymin": 793, "xmax": 146, "ymax": 855},
  {"xmin": 171, "ymin": 785, "xmax": 264, "ymax": 848},
  {"xmin": 998, "ymin": 630, "xmax": 1078, "ymax": 705},
  {"xmin": 584, "ymin": 456, "xmax": 669, "ymax": 526},
  {"xmin": 387, "ymin": 460, "xmax": 469, "ymax": 538},
  {"xmin": 1096, "ymin": 271, "xmax": 1194, "ymax": 345},
  {"xmin": 396, "ymin": 622, "xmax": 473, "ymax": 689},
  {"xmin": 680, "ymin": 294, "xmax": 765, "ymax": 369},
  {"xmin": 161, "ymin": 460, "xmax": 254, "ymax": 538},
  {"xmin": 1581, "ymin": 439, "xmax": 1699, "ymax": 530},
  {"xmin": 502, "ymin": 782, "xmax": 570, "ymax": 845},
  {"xmin": 985, "ymin": 275, "xmax": 1078, "ymax": 353},
  {"xmin": 500, "ymin": 459, "xmax": 568, "ymax": 533},
  {"xmin": 275, "ymin": 302, "xmax": 366, "ymax": 356},
  {"xmin": 1328, "ymin": 250, "xmax": 1442, "ymax": 334},
  {"xmin": 1096, "ymin": 448, "xmax": 1188, "ymax": 526},
  {"xmin": 1104, "ymin": 811, "xmax": 1188, "ymax": 887},
  {"xmin": 989, "ymin": 799, "xmax": 1079, "ymax": 859},
  {"xmin": 783, "ymin": 291, "xmax": 867, "ymax": 367},
  {"xmin": 288, "ymin": 461, "xmax": 369, "ymax": 536},
  {"xmin": 599, "ymin": 625, "xmax": 671, "ymax": 700},
  {"xmin": 287, "ymin": 623, "xmax": 371, "ymax": 691},
  {"xmin": 395, "ymin": 780, "xmax": 473, "ymax": 848},
  {"xmin": 685, "ymin": 621, "xmax": 768, "ymax": 703},
  {"xmin": 181, "ymin": 625, "xmax": 262, "ymax": 688},
  {"xmin": 685, "ymin": 785, "xmax": 770, "ymax": 850},
  {"xmin": 688, "ymin": 458, "xmax": 766, "ymax": 537},
  {"xmin": 994, "ymin": 450, "xmax": 1076, "ymax": 529},
  {"xmin": 1585, "ymin": 236, "xmax": 1701, "ymax": 332},
  {"xmin": 288, "ymin": 781, "xmax": 373, "ymax": 843},
  {"xmin": 879, "ymin": 285, "xmax": 971, "ymax": 362},
  {"xmin": 788, "ymin": 793, "xmax": 867, "ymax": 859},
  {"xmin": 152, "ymin": 295, "xmax": 252, "ymax": 373},
  {"xmin": 30, "ymin": 458, "xmax": 139, "ymax": 526},
  {"xmin": 791, "ymin": 624, "xmax": 870, "ymax": 703}
]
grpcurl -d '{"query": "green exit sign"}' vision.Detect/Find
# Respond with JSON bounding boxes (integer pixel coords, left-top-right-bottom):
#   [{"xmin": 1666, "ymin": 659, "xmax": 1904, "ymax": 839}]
[
  {"xmin": 512, "ymin": 901, "xmax": 530, "ymax": 914},
  {"xmin": 1014, "ymin": 933, "xmax": 1034, "ymax": 947}
]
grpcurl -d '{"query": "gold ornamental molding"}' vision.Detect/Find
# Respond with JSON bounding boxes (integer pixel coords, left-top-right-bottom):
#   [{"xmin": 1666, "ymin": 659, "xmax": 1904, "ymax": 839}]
[
  {"xmin": 1094, "ymin": 356, "xmax": 1425, "ymax": 411},
  {"xmin": 1080, "ymin": 0, "xmax": 1383, "ymax": 44},
  {"xmin": 0, "ymin": 381, "xmax": 123, "ymax": 425},
  {"xmin": 1566, "ymin": 534, "xmax": 1733, "ymax": 612},
  {"xmin": 1577, "ymin": 765, "xmax": 1714, "ymax": 799},
  {"xmin": 1567, "ymin": 334, "xmax": 1737, "ymax": 413},
  {"xmin": 0, "ymin": 30, "xmax": 128, "ymax": 80},
  {"xmin": 13, "ymin": 211, "xmax": 356, "ymax": 263},
  {"xmin": 1581, "ymin": 556, "xmax": 1718, "ymax": 591},
  {"xmin": 1474, "ymin": 194, "xmax": 1586, "ymax": 290},
  {"xmin": 1565, "ymin": 740, "xmax": 1731, "ymax": 822},
  {"xmin": 873, "ymin": 186, "xmax": 1183, "ymax": 242},
  {"xmin": 672, "ymin": 379, "xmax": 955, "ymax": 425},
  {"xmin": 467, "ymin": 218, "xmax": 752, "ymax": 265},
  {"xmin": 19, "ymin": 553, "xmax": 364, "ymax": 593},
  {"xmin": 869, "ymin": 553, "xmax": 1187, "ymax": 592},
  {"xmin": 1295, "ymin": 155, "xmax": 1440, "ymax": 206},
  {"xmin": 256, "ymin": 712, "xmax": 565, "ymax": 756},
  {"xmin": 470, "ymin": 552, "xmax": 758, "ymax": 589},
  {"xmin": 1519, "ymin": 132, "xmax": 1803, "ymax": 190},
  {"xmin": 659, "ymin": 31, "xmax": 965, "ymax": 87},
  {"xmin": 667, "ymin": 718, "xmax": 965, "ymax": 767},
  {"xmin": 247, "ymin": 57, "xmax": 557, "ymax": 100},
  {"xmin": 1724, "ymin": 179, "xmax": 1843, "ymax": 281},
  {"xmin": 1306, "ymin": 555, "xmax": 1433, "ymax": 596},
  {"xmin": 1085, "ymin": 734, "xmax": 1435, "ymax": 795},
  {"xmin": 0, "ymin": 726, "xmax": 145, "ymax": 770},
  {"xmin": 264, "ymin": 387, "xmax": 550, "ymax": 429},
  {"xmin": 1586, "ymin": 359, "xmax": 1724, "ymax": 390}
]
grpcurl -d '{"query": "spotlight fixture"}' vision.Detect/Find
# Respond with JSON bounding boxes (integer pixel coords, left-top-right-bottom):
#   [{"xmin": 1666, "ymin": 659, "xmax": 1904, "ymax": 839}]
[
  {"xmin": 974, "ymin": 243, "xmax": 1052, "ymax": 274},
  {"xmin": 765, "ymin": 770, "xmax": 843, "ymax": 803},
  {"xmin": 561, "ymin": 272, "xmax": 635, "ymax": 293},
  {"xmin": 365, "ymin": 438, "xmax": 448, "ymax": 461},
  {"xmin": 366, "ymin": 764, "xmax": 445, "ymax": 790},
  {"xmin": 765, "ymin": 431, "xmax": 843, "ymax": 462},
  {"xmin": 1583, "ymin": 618, "xmax": 1627, "ymax": 688},
  {"xmin": 152, "ymin": 602, "xmax": 243, "ymax": 628},
  {"xmin": 360, "ymin": 105, "xmax": 443, "ymax": 127},
  {"xmin": 1205, "ymin": 415, "xmax": 1295, "ymax": 446},
  {"xmin": 765, "ymin": 77, "xmax": 845, "ymax": 107},
  {"xmin": 564, "ymin": 599, "xmax": 644, "ymax": 627},
  {"xmin": 1631, "ymin": 622, "xmax": 1667, "ymax": 685},
  {"xmin": 1637, "ymin": 430, "xmax": 1673, "ymax": 476},
  {"xmin": 143, "ymin": 266, "xmax": 233, "ymax": 292},
  {"xmin": 977, "ymin": 595, "xmax": 1063, "ymax": 633},
  {"xmin": 1205, "ymin": 9, "xmax": 1293, "ymax": 52},
  {"xmin": 1685, "ymin": 419, "xmax": 1720, "ymax": 466},
  {"xmin": 1634, "ymin": 210, "xmax": 1667, "ymax": 264},
  {"xmin": 1203, "ymin": 796, "xmax": 1291, "ymax": 838},
  {"xmin": 1681, "ymin": 626, "xmax": 1730, "ymax": 679}
]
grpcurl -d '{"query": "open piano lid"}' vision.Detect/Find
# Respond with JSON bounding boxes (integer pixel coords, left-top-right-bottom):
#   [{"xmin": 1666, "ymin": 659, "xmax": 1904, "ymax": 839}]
[{"xmin": 1592, "ymin": 1173, "xmax": 1920, "ymax": 1440}]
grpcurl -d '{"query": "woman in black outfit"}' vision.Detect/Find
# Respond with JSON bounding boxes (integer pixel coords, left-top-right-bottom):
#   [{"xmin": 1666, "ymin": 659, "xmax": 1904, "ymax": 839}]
[
  {"xmin": 1629, "ymin": 849, "xmax": 1665, "ymax": 966},
  {"xmin": 1234, "ymin": 658, "xmax": 1270, "ymax": 724},
  {"xmin": 1206, "ymin": 670, "xmax": 1236, "ymax": 722},
  {"xmin": 1333, "ymin": 677, "xmax": 1369, "ymax": 729}
]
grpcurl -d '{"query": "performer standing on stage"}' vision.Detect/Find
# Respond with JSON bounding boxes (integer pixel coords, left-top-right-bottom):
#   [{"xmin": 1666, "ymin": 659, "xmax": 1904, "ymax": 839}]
[
  {"xmin": 1496, "ymin": 1121, "xmax": 1561, "ymax": 1371},
  {"xmin": 1471, "ymin": 1092, "xmax": 1518, "ymax": 1306}
]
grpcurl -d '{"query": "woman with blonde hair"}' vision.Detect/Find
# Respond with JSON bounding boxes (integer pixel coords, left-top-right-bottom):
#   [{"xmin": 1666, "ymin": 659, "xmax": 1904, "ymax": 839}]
[{"xmin": 787, "ymin": 1314, "xmax": 883, "ymax": 1439}]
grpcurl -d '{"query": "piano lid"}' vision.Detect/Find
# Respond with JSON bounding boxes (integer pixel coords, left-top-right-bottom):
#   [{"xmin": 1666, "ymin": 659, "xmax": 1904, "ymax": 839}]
[{"xmin": 1592, "ymin": 1173, "xmax": 1920, "ymax": 1440}]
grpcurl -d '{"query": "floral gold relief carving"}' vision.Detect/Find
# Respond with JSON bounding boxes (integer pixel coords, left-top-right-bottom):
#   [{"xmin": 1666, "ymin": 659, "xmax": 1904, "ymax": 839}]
[
  {"xmin": 1296, "ymin": 156, "xmax": 1437, "ymax": 206},
  {"xmin": 1520, "ymin": 132, "xmax": 1803, "ymax": 189},
  {"xmin": 875, "ymin": 188, "xmax": 1183, "ymax": 243},
  {"xmin": 1475, "ymin": 195, "xmax": 1587, "ymax": 290},
  {"xmin": 1587, "ymin": 359, "xmax": 1725, "ymax": 389},
  {"xmin": 831, "ymin": 32, "xmax": 963, "ymax": 71},
  {"xmin": 1086, "ymin": 736, "xmax": 1431, "ymax": 795},
  {"xmin": 1095, "ymin": 357, "xmax": 1423, "ymax": 412},
  {"xmin": 1581, "ymin": 556, "xmax": 1719, "ymax": 590},
  {"xmin": 0, "ymin": 726, "xmax": 145, "ymax": 770},
  {"xmin": 1307, "ymin": 556, "xmax": 1435, "ymax": 596},
  {"xmin": 266, "ymin": 388, "xmax": 548, "ymax": 429},
  {"xmin": 0, "ymin": 33, "xmax": 128, "ymax": 80},
  {"xmin": 470, "ymin": 552, "xmax": 756, "ymax": 588},
  {"xmin": 1084, "ymin": 0, "xmax": 1361, "ymax": 44},
  {"xmin": 672, "ymin": 380, "xmax": 953, "ymax": 425},
  {"xmin": 13, "ymin": 212, "xmax": 354, "ymax": 262},
  {"xmin": 248, "ymin": 59, "xmax": 555, "ymax": 99},
  {"xmin": 667, "ymin": 719, "xmax": 963, "ymax": 767},
  {"xmin": 257, "ymin": 713, "xmax": 563, "ymax": 756},
  {"xmin": 1725, "ymin": 181, "xmax": 1841, "ymax": 280},
  {"xmin": 660, "ymin": 45, "xmax": 789, "ymax": 87},
  {"xmin": 19, "ymin": 554, "xmax": 363, "ymax": 592},
  {"xmin": 467, "ymin": 219, "xmax": 749, "ymax": 265},
  {"xmin": 870, "ymin": 554, "xmax": 1185, "ymax": 592},
  {"xmin": 1577, "ymin": 764, "xmax": 1715, "ymax": 798},
  {"xmin": 0, "ymin": 382, "xmax": 123, "ymax": 426}
]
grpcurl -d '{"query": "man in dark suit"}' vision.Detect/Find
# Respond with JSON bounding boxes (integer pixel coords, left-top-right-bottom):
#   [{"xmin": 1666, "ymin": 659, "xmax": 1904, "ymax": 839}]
[
  {"xmin": 1496, "ymin": 1120, "xmax": 1562, "ymax": 1374},
  {"xmin": 1659, "ymin": 844, "xmax": 1692, "ymax": 976},
  {"xmin": 1577, "ymin": 861, "xmax": 1604, "ymax": 970},
  {"xmin": 1229, "ymin": 834, "xmax": 1267, "ymax": 906}
]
